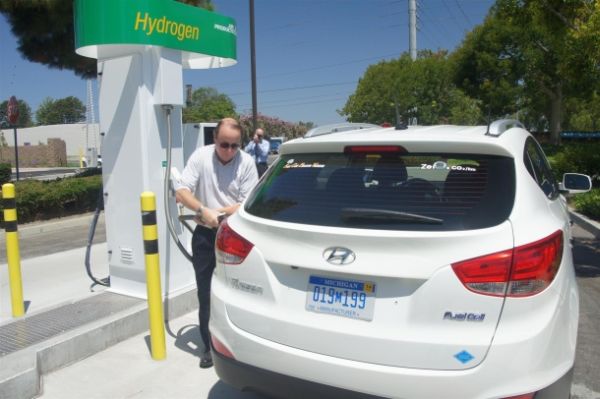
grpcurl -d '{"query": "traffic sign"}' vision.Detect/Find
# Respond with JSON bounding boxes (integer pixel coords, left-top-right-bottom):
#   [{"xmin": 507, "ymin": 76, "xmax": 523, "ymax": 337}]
[{"xmin": 7, "ymin": 96, "xmax": 19, "ymax": 125}]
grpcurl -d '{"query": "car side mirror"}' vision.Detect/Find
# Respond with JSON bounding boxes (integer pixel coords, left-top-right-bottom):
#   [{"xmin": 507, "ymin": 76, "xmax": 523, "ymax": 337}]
[{"xmin": 559, "ymin": 173, "xmax": 592, "ymax": 194}]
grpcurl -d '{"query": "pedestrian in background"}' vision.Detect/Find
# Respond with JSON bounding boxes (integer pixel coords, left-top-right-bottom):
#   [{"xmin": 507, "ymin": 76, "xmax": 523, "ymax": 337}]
[
  {"xmin": 175, "ymin": 117, "xmax": 258, "ymax": 368},
  {"xmin": 244, "ymin": 128, "xmax": 270, "ymax": 177}
]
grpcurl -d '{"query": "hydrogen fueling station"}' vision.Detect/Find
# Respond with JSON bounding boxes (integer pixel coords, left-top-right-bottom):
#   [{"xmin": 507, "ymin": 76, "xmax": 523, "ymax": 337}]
[{"xmin": 74, "ymin": 0, "xmax": 237, "ymax": 299}]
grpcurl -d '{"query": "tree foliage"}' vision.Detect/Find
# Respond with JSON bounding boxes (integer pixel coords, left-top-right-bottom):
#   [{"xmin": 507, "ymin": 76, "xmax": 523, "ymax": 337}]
[
  {"xmin": 0, "ymin": 99, "xmax": 33, "ymax": 128},
  {"xmin": 0, "ymin": 0, "xmax": 214, "ymax": 79},
  {"xmin": 340, "ymin": 0, "xmax": 599, "ymax": 144},
  {"xmin": 239, "ymin": 114, "xmax": 313, "ymax": 142},
  {"xmin": 452, "ymin": 0, "xmax": 600, "ymax": 144},
  {"xmin": 182, "ymin": 87, "xmax": 237, "ymax": 123},
  {"xmin": 340, "ymin": 51, "xmax": 482, "ymax": 126},
  {"xmin": 451, "ymin": 18, "xmax": 524, "ymax": 121},
  {"xmin": 35, "ymin": 96, "xmax": 86, "ymax": 125}
]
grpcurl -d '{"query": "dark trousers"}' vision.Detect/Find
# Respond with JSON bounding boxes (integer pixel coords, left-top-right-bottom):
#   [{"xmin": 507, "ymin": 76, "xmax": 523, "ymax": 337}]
[
  {"xmin": 256, "ymin": 162, "xmax": 268, "ymax": 177},
  {"xmin": 191, "ymin": 225, "xmax": 217, "ymax": 352}
]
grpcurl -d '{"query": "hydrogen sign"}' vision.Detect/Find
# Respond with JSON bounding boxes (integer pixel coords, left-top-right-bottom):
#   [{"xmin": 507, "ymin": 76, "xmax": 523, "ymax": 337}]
[{"xmin": 74, "ymin": 0, "xmax": 237, "ymax": 69}]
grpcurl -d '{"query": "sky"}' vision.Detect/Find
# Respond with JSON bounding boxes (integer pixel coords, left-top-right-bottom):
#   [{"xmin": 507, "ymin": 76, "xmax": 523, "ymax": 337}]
[{"xmin": 0, "ymin": 0, "xmax": 495, "ymax": 127}]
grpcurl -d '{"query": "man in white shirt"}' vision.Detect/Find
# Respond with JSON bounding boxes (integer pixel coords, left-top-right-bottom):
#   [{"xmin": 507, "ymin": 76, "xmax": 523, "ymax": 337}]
[
  {"xmin": 244, "ymin": 127, "xmax": 270, "ymax": 177},
  {"xmin": 175, "ymin": 118, "xmax": 258, "ymax": 368}
]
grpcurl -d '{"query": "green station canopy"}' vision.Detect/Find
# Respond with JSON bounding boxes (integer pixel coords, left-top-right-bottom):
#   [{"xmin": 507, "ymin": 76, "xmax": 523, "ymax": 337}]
[{"xmin": 74, "ymin": 0, "xmax": 237, "ymax": 69}]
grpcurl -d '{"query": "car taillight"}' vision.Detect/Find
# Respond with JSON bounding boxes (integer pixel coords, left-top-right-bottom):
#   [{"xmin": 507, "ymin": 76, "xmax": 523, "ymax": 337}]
[
  {"xmin": 502, "ymin": 394, "xmax": 535, "ymax": 399},
  {"xmin": 216, "ymin": 220, "xmax": 253, "ymax": 265},
  {"xmin": 451, "ymin": 249, "xmax": 512, "ymax": 296},
  {"xmin": 211, "ymin": 335, "xmax": 235, "ymax": 359},
  {"xmin": 452, "ymin": 230, "xmax": 563, "ymax": 297}
]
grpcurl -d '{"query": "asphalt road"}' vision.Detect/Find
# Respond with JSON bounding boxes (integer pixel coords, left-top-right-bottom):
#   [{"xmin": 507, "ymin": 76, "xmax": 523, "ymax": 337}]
[
  {"xmin": 1, "ymin": 215, "xmax": 599, "ymax": 397},
  {"xmin": 0, "ymin": 212, "xmax": 106, "ymax": 264},
  {"xmin": 570, "ymin": 223, "xmax": 600, "ymax": 398},
  {"xmin": 11, "ymin": 167, "xmax": 80, "ymax": 181}
]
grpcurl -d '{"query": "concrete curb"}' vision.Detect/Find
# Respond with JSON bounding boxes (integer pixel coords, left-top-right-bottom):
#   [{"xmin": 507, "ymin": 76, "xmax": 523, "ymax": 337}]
[
  {"xmin": 569, "ymin": 208, "xmax": 600, "ymax": 239},
  {"xmin": 0, "ymin": 289, "xmax": 197, "ymax": 399}
]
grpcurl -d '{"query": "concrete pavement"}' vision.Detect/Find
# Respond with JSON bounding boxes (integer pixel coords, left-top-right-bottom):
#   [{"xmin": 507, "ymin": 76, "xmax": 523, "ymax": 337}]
[
  {"xmin": 0, "ymin": 243, "xmax": 108, "ymax": 324},
  {"xmin": 1, "ymin": 238, "xmax": 262, "ymax": 399},
  {"xmin": 38, "ymin": 311, "xmax": 263, "ymax": 399}
]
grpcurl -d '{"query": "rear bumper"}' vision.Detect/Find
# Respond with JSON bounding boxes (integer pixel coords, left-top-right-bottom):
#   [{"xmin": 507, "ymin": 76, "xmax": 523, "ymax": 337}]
[
  {"xmin": 211, "ymin": 276, "xmax": 577, "ymax": 399},
  {"xmin": 214, "ymin": 348, "xmax": 572, "ymax": 399},
  {"xmin": 213, "ymin": 347, "xmax": 383, "ymax": 399}
]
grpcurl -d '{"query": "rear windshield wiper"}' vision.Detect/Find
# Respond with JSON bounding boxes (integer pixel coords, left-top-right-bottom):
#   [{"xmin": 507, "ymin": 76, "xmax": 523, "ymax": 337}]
[{"xmin": 340, "ymin": 208, "xmax": 443, "ymax": 224}]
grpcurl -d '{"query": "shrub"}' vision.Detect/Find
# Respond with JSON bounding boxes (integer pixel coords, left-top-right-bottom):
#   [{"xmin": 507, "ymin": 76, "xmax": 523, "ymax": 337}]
[
  {"xmin": 0, "ymin": 163, "xmax": 11, "ymax": 185},
  {"xmin": 571, "ymin": 189, "xmax": 600, "ymax": 221},
  {"xmin": 0, "ymin": 174, "xmax": 102, "ymax": 225},
  {"xmin": 549, "ymin": 143, "xmax": 600, "ymax": 187}
]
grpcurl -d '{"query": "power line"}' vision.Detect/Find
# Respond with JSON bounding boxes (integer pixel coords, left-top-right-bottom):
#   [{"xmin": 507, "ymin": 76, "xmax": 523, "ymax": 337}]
[
  {"xmin": 418, "ymin": 3, "xmax": 454, "ymax": 45},
  {"xmin": 242, "ymin": 96, "xmax": 348, "ymax": 111},
  {"xmin": 239, "ymin": 92, "xmax": 347, "ymax": 108},
  {"xmin": 227, "ymin": 81, "xmax": 356, "ymax": 97},
  {"xmin": 419, "ymin": 8, "xmax": 448, "ymax": 47},
  {"xmin": 454, "ymin": 0, "xmax": 473, "ymax": 26},
  {"xmin": 238, "ymin": 95, "xmax": 347, "ymax": 111},
  {"xmin": 442, "ymin": 0, "xmax": 466, "ymax": 32},
  {"xmin": 212, "ymin": 53, "xmax": 398, "ymax": 88}
]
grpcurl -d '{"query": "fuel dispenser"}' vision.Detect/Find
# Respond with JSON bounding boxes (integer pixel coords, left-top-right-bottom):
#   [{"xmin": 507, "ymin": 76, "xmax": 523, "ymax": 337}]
[{"xmin": 74, "ymin": 0, "xmax": 237, "ymax": 298}]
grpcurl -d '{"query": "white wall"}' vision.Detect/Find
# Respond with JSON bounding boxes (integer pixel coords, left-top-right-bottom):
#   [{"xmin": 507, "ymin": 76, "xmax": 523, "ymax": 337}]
[{"xmin": 0, "ymin": 123, "xmax": 101, "ymax": 157}]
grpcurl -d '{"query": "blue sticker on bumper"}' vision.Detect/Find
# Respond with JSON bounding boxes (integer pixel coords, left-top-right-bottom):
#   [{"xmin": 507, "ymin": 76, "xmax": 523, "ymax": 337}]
[{"xmin": 454, "ymin": 350, "xmax": 474, "ymax": 364}]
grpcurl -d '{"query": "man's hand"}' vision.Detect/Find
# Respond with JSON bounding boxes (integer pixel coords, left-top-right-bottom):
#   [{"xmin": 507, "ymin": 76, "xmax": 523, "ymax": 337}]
[{"xmin": 195, "ymin": 206, "xmax": 221, "ymax": 228}]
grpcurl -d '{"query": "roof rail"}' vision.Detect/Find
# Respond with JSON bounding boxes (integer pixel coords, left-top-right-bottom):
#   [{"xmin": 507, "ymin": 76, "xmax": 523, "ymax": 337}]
[
  {"xmin": 486, "ymin": 119, "xmax": 525, "ymax": 137},
  {"xmin": 304, "ymin": 123, "xmax": 379, "ymax": 138}
]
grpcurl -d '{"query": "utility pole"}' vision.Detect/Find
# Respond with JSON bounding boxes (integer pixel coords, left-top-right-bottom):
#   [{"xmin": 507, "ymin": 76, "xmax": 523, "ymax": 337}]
[
  {"xmin": 408, "ymin": 0, "xmax": 418, "ymax": 125},
  {"xmin": 249, "ymin": 0, "xmax": 258, "ymax": 132},
  {"xmin": 409, "ymin": 0, "xmax": 417, "ymax": 61}
]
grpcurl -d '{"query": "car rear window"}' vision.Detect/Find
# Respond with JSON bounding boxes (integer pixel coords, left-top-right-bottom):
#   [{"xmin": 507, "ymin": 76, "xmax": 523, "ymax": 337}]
[{"xmin": 245, "ymin": 150, "xmax": 515, "ymax": 231}]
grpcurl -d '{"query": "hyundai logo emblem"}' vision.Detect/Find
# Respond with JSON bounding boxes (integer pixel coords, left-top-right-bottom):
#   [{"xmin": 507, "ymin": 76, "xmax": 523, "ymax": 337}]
[{"xmin": 323, "ymin": 247, "xmax": 356, "ymax": 265}]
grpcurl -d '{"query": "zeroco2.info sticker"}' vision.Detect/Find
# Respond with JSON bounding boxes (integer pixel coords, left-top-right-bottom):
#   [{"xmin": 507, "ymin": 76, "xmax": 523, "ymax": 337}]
[{"xmin": 283, "ymin": 159, "xmax": 325, "ymax": 169}]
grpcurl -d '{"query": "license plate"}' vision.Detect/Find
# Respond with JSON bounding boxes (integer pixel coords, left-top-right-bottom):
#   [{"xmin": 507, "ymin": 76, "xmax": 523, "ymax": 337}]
[{"xmin": 305, "ymin": 275, "xmax": 376, "ymax": 321}]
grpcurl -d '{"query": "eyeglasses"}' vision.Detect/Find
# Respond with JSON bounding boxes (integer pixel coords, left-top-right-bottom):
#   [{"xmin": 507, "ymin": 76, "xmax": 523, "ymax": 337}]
[{"xmin": 218, "ymin": 142, "xmax": 240, "ymax": 150}]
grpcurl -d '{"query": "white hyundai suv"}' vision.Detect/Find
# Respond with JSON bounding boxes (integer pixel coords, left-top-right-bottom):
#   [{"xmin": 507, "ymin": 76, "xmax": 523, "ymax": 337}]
[{"xmin": 210, "ymin": 120, "xmax": 592, "ymax": 399}]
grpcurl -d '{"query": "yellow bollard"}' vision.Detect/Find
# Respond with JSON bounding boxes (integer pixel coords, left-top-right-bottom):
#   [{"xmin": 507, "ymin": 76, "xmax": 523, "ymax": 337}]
[
  {"xmin": 140, "ymin": 192, "xmax": 166, "ymax": 360},
  {"xmin": 2, "ymin": 183, "xmax": 25, "ymax": 317}
]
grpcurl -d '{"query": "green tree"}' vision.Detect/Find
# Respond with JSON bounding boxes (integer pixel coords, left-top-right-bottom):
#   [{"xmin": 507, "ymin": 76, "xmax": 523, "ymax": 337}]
[
  {"xmin": 36, "ymin": 96, "xmax": 86, "ymax": 125},
  {"xmin": 0, "ymin": 99, "xmax": 33, "ymax": 128},
  {"xmin": 340, "ymin": 51, "xmax": 482, "ymax": 126},
  {"xmin": 182, "ymin": 87, "xmax": 237, "ymax": 123},
  {"xmin": 451, "ymin": 19, "xmax": 524, "ymax": 122},
  {"xmin": 0, "ymin": 0, "xmax": 214, "ymax": 79},
  {"xmin": 448, "ymin": 89, "xmax": 483, "ymax": 125},
  {"xmin": 566, "ymin": 92, "xmax": 600, "ymax": 131},
  {"xmin": 453, "ymin": 0, "xmax": 600, "ymax": 144},
  {"xmin": 239, "ymin": 114, "xmax": 313, "ymax": 141}
]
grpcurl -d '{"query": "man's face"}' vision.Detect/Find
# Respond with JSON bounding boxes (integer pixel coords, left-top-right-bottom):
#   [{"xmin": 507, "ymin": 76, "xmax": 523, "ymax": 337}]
[{"xmin": 214, "ymin": 124, "xmax": 241, "ymax": 163}]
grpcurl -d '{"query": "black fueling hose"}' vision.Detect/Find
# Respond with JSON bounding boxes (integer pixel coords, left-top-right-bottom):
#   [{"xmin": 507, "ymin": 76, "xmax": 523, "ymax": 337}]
[
  {"xmin": 163, "ymin": 105, "xmax": 194, "ymax": 262},
  {"xmin": 85, "ymin": 188, "xmax": 110, "ymax": 288}
]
